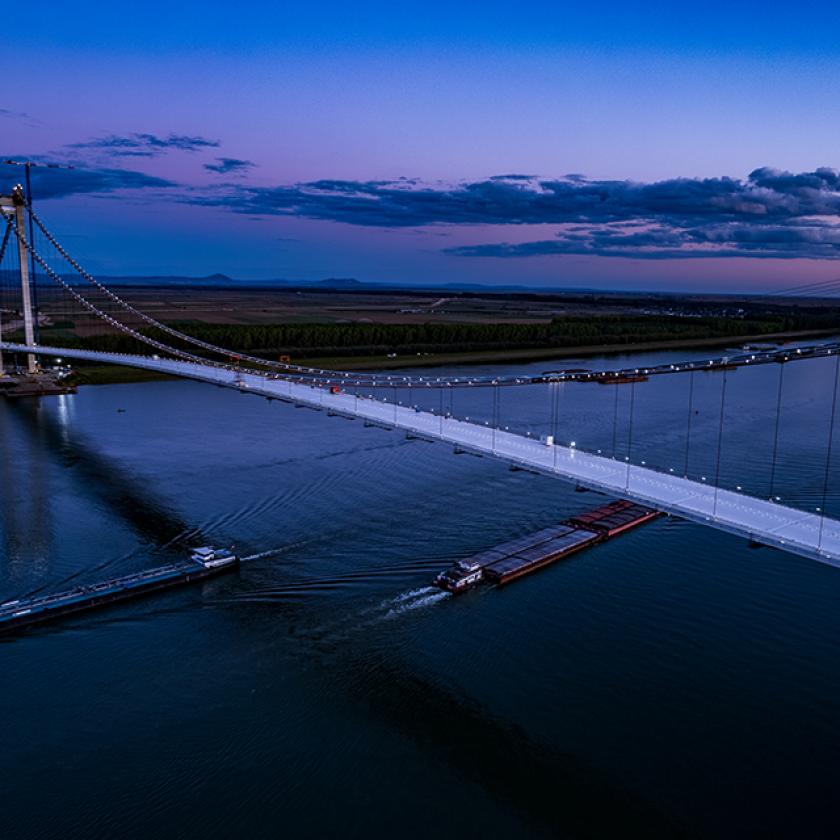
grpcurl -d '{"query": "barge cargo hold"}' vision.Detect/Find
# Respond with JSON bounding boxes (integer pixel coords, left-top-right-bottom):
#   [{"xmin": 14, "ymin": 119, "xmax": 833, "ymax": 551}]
[
  {"xmin": 433, "ymin": 524, "xmax": 581, "ymax": 592},
  {"xmin": 482, "ymin": 525, "xmax": 600, "ymax": 584},
  {"xmin": 568, "ymin": 500, "xmax": 660, "ymax": 536},
  {"xmin": 433, "ymin": 500, "xmax": 659, "ymax": 592},
  {"xmin": 0, "ymin": 547, "xmax": 239, "ymax": 633}
]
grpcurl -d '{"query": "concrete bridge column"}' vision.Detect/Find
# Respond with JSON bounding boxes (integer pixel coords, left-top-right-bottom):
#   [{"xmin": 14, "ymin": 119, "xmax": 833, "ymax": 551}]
[
  {"xmin": 0, "ymin": 198, "xmax": 11, "ymax": 375},
  {"xmin": 12, "ymin": 188, "xmax": 37, "ymax": 374}
]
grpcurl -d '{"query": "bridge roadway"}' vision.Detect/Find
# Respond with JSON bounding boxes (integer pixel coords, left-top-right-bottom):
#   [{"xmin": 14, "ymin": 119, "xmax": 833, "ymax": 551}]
[{"xmin": 6, "ymin": 343, "xmax": 840, "ymax": 570}]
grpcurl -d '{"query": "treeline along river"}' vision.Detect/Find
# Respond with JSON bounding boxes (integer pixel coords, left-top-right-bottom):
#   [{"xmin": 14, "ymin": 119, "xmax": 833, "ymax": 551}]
[{"xmin": 25, "ymin": 304, "xmax": 840, "ymax": 359}]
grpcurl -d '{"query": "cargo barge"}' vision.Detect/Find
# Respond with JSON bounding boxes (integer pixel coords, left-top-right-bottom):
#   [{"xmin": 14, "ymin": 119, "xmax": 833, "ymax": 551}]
[
  {"xmin": 0, "ymin": 547, "xmax": 239, "ymax": 633},
  {"xmin": 568, "ymin": 499, "xmax": 660, "ymax": 536},
  {"xmin": 433, "ymin": 501, "xmax": 658, "ymax": 592},
  {"xmin": 483, "ymin": 525, "xmax": 600, "ymax": 584}
]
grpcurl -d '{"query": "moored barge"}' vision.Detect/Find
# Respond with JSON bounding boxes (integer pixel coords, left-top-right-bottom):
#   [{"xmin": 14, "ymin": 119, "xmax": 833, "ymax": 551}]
[{"xmin": 0, "ymin": 547, "xmax": 239, "ymax": 633}]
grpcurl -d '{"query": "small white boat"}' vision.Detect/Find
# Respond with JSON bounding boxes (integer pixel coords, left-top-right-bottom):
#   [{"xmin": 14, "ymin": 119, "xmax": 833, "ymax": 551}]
[{"xmin": 191, "ymin": 546, "xmax": 239, "ymax": 569}]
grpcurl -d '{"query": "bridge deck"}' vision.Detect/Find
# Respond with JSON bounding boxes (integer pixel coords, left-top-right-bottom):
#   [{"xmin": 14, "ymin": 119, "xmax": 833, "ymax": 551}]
[{"xmin": 7, "ymin": 343, "xmax": 840, "ymax": 569}]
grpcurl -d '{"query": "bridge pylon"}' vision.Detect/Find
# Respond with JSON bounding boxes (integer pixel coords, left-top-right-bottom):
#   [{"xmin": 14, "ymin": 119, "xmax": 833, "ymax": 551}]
[
  {"xmin": 0, "ymin": 193, "xmax": 14, "ymax": 375},
  {"xmin": 5, "ymin": 186, "xmax": 38, "ymax": 373}
]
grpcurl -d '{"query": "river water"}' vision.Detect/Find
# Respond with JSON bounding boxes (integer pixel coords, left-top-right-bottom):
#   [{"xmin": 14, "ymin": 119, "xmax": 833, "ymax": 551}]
[{"xmin": 3, "ymin": 343, "xmax": 840, "ymax": 838}]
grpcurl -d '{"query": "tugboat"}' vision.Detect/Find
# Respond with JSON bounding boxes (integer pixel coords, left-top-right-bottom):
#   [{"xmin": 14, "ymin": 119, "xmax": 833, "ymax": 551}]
[
  {"xmin": 433, "ymin": 557, "xmax": 485, "ymax": 593},
  {"xmin": 190, "ymin": 546, "xmax": 239, "ymax": 569}
]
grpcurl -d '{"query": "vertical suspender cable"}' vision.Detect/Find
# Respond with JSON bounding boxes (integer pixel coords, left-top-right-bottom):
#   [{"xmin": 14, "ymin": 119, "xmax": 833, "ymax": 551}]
[
  {"xmin": 769, "ymin": 362, "xmax": 785, "ymax": 500},
  {"xmin": 0, "ymin": 223, "xmax": 11, "ymax": 270},
  {"xmin": 625, "ymin": 381, "xmax": 636, "ymax": 491},
  {"xmin": 713, "ymin": 369, "xmax": 728, "ymax": 518},
  {"xmin": 552, "ymin": 382, "xmax": 560, "ymax": 468},
  {"xmin": 684, "ymin": 371, "xmax": 695, "ymax": 478},
  {"xmin": 818, "ymin": 354, "xmax": 840, "ymax": 551},
  {"xmin": 611, "ymin": 384, "xmax": 619, "ymax": 458},
  {"xmin": 492, "ymin": 383, "xmax": 499, "ymax": 453}
]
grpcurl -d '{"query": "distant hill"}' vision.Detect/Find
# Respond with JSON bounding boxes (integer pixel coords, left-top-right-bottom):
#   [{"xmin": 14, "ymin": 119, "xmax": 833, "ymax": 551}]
[
  {"xmin": 95, "ymin": 273, "xmax": 235, "ymax": 286},
  {"xmin": 68, "ymin": 273, "xmax": 779, "ymax": 300},
  {"xmin": 89, "ymin": 273, "xmax": 556, "ymax": 292},
  {"xmin": 313, "ymin": 277, "xmax": 364, "ymax": 288}
]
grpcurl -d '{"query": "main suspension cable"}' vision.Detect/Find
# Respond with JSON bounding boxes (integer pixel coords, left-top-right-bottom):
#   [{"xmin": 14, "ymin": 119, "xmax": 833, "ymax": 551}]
[{"xmin": 29, "ymin": 208, "xmax": 840, "ymax": 391}]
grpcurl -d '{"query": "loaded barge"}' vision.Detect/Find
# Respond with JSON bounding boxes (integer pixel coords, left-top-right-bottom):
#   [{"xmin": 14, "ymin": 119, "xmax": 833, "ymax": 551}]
[
  {"xmin": 0, "ymin": 547, "xmax": 239, "ymax": 633},
  {"xmin": 434, "ymin": 500, "xmax": 658, "ymax": 592}
]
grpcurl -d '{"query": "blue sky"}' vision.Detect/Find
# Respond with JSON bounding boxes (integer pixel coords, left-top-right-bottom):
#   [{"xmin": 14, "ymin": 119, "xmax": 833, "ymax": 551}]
[{"xmin": 4, "ymin": 1, "xmax": 840, "ymax": 290}]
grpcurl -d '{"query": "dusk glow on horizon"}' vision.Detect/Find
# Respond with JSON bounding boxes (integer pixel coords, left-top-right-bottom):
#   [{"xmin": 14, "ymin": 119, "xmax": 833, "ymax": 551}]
[{"xmin": 5, "ymin": 0, "xmax": 840, "ymax": 291}]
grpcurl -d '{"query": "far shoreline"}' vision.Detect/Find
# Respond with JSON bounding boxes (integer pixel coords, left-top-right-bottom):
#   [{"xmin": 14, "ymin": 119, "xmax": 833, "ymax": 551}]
[
  {"xmin": 66, "ymin": 326, "xmax": 838, "ymax": 387},
  {"xmin": 297, "ymin": 327, "xmax": 838, "ymax": 371}
]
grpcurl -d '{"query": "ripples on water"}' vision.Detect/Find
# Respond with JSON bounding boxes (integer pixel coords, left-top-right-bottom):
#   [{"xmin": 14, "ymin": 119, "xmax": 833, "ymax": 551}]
[{"xmin": 4, "ymin": 345, "xmax": 840, "ymax": 837}]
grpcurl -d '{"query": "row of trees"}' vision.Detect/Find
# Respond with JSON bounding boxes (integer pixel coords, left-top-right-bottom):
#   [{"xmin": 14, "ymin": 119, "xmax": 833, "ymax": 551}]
[
  {"xmin": 144, "ymin": 313, "xmax": 838, "ymax": 356},
  {"xmin": 27, "ymin": 311, "xmax": 840, "ymax": 359}
]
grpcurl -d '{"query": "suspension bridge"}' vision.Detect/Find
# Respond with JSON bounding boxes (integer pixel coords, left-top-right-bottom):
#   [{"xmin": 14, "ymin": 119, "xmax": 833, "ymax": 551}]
[{"xmin": 2, "ymin": 184, "xmax": 840, "ymax": 571}]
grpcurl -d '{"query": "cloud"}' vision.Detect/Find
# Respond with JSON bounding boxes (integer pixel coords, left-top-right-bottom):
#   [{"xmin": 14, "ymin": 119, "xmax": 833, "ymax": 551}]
[
  {"xmin": 0, "ymin": 109, "xmax": 39, "ymax": 128},
  {"xmin": 489, "ymin": 173, "xmax": 536, "ymax": 181},
  {"xmin": 204, "ymin": 157, "xmax": 255, "ymax": 175},
  {"xmin": 13, "ymin": 153, "xmax": 840, "ymax": 261},
  {"xmin": 446, "ymin": 221, "xmax": 840, "ymax": 260},
  {"xmin": 69, "ymin": 133, "xmax": 220, "ymax": 158},
  {"xmin": 188, "ymin": 169, "xmax": 840, "ymax": 227},
  {"xmin": 22, "ymin": 165, "xmax": 177, "ymax": 200},
  {"xmin": 182, "ymin": 167, "xmax": 840, "ymax": 260}
]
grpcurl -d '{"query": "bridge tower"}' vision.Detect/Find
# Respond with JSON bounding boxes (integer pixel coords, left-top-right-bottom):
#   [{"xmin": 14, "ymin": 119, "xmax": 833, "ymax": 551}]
[
  {"xmin": 0, "ymin": 192, "xmax": 12, "ymax": 375},
  {"xmin": 0, "ymin": 187, "xmax": 39, "ymax": 373}
]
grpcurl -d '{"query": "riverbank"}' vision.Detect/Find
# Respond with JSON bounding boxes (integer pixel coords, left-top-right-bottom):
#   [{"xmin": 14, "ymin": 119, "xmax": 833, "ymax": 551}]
[
  {"xmin": 297, "ymin": 327, "xmax": 838, "ymax": 370},
  {"xmin": 66, "ymin": 327, "xmax": 838, "ymax": 386},
  {"xmin": 68, "ymin": 365, "xmax": 177, "ymax": 386}
]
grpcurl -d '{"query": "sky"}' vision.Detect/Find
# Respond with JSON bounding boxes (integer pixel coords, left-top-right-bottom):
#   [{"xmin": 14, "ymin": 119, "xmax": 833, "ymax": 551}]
[{"xmin": 4, "ymin": 0, "xmax": 840, "ymax": 291}]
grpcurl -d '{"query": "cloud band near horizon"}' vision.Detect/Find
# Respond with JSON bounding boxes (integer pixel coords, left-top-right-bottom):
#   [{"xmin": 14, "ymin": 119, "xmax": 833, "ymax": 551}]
[
  {"xmin": 193, "ymin": 168, "xmax": 840, "ymax": 260},
  {"xmin": 17, "ymin": 161, "xmax": 840, "ymax": 261}
]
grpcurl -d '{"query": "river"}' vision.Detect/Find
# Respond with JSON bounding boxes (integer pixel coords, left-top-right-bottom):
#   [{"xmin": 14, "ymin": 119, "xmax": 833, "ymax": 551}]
[{"xmin": 3, "ymin": 342, "xmax": 840, "ymax": 838}]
